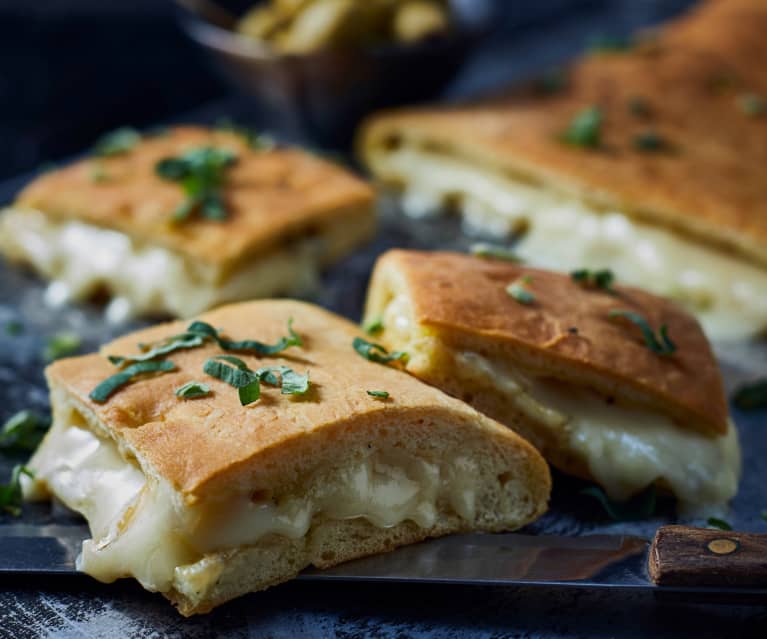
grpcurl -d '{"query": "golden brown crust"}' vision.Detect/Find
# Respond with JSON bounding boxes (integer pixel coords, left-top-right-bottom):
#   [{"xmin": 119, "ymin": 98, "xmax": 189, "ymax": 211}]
[
  {"xmin": 365, "ymin": 250, "xmax": 729, "ymax": 436},
  {"xmin": 359, "ymin": 0, "xmax": 767, "ymax": 267},
  {"xmin": 16, "ymin": 126, "xmax": 374, "ymax": 271},
  {"xmin": 45, "ymin": 299, "xmax": 550, "ymax": 500}
]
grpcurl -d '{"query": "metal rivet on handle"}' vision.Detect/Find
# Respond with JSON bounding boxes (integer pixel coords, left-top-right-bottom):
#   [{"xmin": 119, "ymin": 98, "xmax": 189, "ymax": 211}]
[{"xmin": 707, "ymin": 538, "xmax": 739, "ymax": 555}]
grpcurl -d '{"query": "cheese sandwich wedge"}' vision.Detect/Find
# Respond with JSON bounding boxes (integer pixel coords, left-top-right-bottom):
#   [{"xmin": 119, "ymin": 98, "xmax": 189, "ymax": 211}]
[
  {"xmin": 0, "ymin": 126, "xmax": 374, "ymax": 320},
  {"xmin": 363, "ymin": 250, "xmax": 741, "ymax": 508},
  {"xmin": 359, "ymin": 0, "xmax": 767, "ymax": 340},
  {"xmin": 24, "ymin": 299, "xmax": 550, "ymax": 615}
]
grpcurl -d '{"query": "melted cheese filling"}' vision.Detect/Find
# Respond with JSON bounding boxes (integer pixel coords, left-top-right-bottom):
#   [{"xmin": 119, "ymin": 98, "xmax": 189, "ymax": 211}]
[
  {"xmin": 0, "ymin": 209, "xmax": 320, "ymax": 321},
  {"xmin": 25, "ymin": 408, "xmax": 481, "ymax": 593},
  {"xmin": 452, "ymin": 350, "xmax": 741, "ymax": 507},
  {"xmin": 373, "ymin": 146, "xmax": 767, "ymax": 340}
]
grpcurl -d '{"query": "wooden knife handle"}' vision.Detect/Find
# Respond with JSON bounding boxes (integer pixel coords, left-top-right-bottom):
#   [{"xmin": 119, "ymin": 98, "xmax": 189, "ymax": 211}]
[{"xmin": 649, "ymin": 525, "xmax": 767, "ymax": 587}]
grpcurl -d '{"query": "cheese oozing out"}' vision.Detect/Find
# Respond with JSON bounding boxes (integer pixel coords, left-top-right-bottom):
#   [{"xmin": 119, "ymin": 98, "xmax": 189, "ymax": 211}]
[
  {"xmin": 24, "ymin": 403, "xmax": 482, "ymax": 593},
  {"xmin": 371, "ymin": 145, "xmax": 767, "ymax": 341},
  {"xmin": 379, "ymin": 293, "xmax": 741, "ymax": 508},
  {"xmin": 0, "ymin": 209, "xmax": 322, "ymax": 321}
]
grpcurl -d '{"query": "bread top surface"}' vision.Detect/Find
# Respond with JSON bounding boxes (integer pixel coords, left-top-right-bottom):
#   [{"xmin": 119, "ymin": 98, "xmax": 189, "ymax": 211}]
[
  {"xmin": 360, "ymin": 0, "xmax": 767, "ymax": 267},
  {"xmin": 15, "ymin": 126, "xmax": 374, "ymax": 270},
  {"xmin": 368, "ymin": 250, "xmax": 729, "ymax": 436},
  {"xmin": 45, "ymin": 300, "xmax": 546, "ymax": 500}
]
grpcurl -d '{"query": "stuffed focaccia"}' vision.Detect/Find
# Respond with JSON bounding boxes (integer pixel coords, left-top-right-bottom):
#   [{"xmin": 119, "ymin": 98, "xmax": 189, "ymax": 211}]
[
  {"xmin": 359, "ymin": 0, "xmax": 767, "ymax": 340},
  {"xmin": 24, "ymin": 299, "xmax": 550, "ymax": 616},
  {"xmin": 363, "ymin": 250, "xmax": 741, "ymax": 508},
  {"xmin": 0, "ymin": 126, "xmax": 374, "ymax": 321}
]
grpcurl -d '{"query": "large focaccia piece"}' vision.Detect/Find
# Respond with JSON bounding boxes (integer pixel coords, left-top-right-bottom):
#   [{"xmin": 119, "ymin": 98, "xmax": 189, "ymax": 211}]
[
  {"xmin": 0, "ymin": 126, "xmax": 374, "ymax": 319},
  {"xmin": 25, "ymin": 299, "xmax": 550, "ymax": 616},
  {"xmin": 364, "ymin": 250, "xmax": 741, "ymax": 506},
  {"xmin": 359, "ymin": 0, "xmax": 767, "ymax": 340}
]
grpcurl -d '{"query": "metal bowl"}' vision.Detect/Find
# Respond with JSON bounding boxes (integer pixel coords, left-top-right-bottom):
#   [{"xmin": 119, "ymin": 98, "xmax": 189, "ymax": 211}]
[{"xmin": 175, "ymin": 0, "xmax": 495, "ymax": 147}]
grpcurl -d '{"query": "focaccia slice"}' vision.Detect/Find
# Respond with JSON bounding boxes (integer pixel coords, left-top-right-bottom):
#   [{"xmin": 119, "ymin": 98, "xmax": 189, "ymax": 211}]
[
  {"xmin": 363, "ymin": 250, "xmax": 741, "ymax": 507},
  {"xmin": 25, "ymin": 299, "xmax": 550, "ymax": 616},
  {"xmin": 359, "ymin": 0, "xmax": 767, "ymax": 340},
  {"xmin": 0, "ymin": 126, "xmax": 374, "ymax": 320}
]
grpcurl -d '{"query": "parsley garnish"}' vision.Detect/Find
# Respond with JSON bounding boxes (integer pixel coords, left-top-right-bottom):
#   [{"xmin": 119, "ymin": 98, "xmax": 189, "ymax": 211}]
[
  {"xmin": 215, "ymin": 118, "xmax": 276, "ymax": 150},
  {"xmin": 92, "ymin": 127, "xmax": 141, "ymax": 157},
  {"xmin": 571, "ymin": 268, "xmax": 616, "ymax": 293},
  {"xmin": 506, "ymin": 276, "xmax": 535, "ymax": 305},
  {"xmin": 633, "ymin": 130, "xmax": 668, "ymax": 152},
  {"xmin": 89, "ymin": 161, "xmax": 110, "ymax": 183},
  {"xmin": 0, "ymin": 465, "xmax": 34, "ymax": 516},
  {"xmin": 761, "ymin": 510, "xmax": 767, "ymax": 522},
  {"xmin": 581, "ymin": 484, "xmax": 657, "ymax": 521},
  {"xmin": 0, "ymin": 410, "xmax": 50, "ymax": 452},
  {"xmin": 44, "ymin": 332, "xmax": 81, "ymax": 361},
  {"xmin": 561, "ymin": 107, "xmax": 603, "ymax": 148},
  {"xmin": 109, "ymin": 318, "xmax": 301, "ymax": 367},
  {"xmin": 175, "ymin": 381, "xmax": 212, "ymax": 400},
  {"xmin": 90, "ymin": 360, "xmax": 177, "ymax": 403},
  {"xmin": 367, "ymin": 390, "xmax": 390, "ymax": 399},
  {"xmin": 4, "ymin": 320, "xmax": 22, "ymax": 336},
  {"xmin": 363, "ymin": 317, "xmax": 384, "ymax": 336},
  {"xmin": 737, "ymin": 93, "xmax": 766, "ymax": 117},
  {"xmin": 256, "ymin": 366, "xmax": 310, "ymax": 395},
  {"xmin": 608, "ymin": 310, "xmax": 676, "ymax": 355},
  {"xmin": 155, "ymin": 146, "xmax": 238, "ymax": 222},
  {"xmin": 470, "ymin": 243, "xmax": 522, "ymax": 262},
  {"xmin": 203, "ymin": 355, "xmax": 261, "ymax": 405},
  {"xmin": 707, "ymin": 517, "xmax": 733, "ymax": 531},
  {"xmin": 732, "ymin": 379, "xmax": 767, "ymax": 410},
  {"xmin": 353, "ymin": 338, "xmax": 408, "ymax": 365}
]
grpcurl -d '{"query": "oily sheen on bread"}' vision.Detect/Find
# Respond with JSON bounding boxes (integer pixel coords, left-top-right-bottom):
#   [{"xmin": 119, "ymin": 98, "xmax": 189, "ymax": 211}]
[
  {"xmin": 0, "ymin": 126, "xmax": 374, "ymax": 319},
  {"xmin": 363, "ymin": 250, "xmax": 740, "ymax": 506},
  {"xmin": 359, "ymin": 0, "xmax": 767, "ymax": 340},
  {"xmin": 25, "ymin": 299, "xmax": 550, "ymax": 615}
]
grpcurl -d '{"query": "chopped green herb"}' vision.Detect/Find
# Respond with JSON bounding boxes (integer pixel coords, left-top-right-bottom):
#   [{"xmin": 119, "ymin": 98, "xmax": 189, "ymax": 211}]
[
  {"xmin": 738, "ymin": 93, "xmax": 766, "ymax": 117},
  {"xmin": 608, "ymin": 310, "xmax": 676, "ymax": 356},
  {"xmin": 108, "ymin": 332, "xmax": 206, "ymax": 367},
  {"xmin": 367, "ymin": 390, "xmax": 390, "ymax": 399},
  {"xmin": 254, "ymin": 365, "xmax": 310, "ymax": 396},
  {"xmin": 92, "ymin": 127, "xmax": 141, "ymax": 157},
  {"xmin": 363, "ymin": 317, "xmax": 384, "ymax": 336},
  {"xmin": 628, "ymin": 96, "xmax": 651, "ymax": 117},
  {"xmin": 581, "ymin": 484, "xmax": 657, "ymax": 521},
  {"xmin": 571, "ymin": 268, "xmax": 616, "ymax": 293},
  {"xmin": 203, "ymin": 356, "xmax": 261, "ymax": 405},
  {"xmin": 506, "ymin": 275, "xmax": 535, "ymax": 305},
  {"xmin": 0, "ymin": 465, "xmax": 34, "ymax": 516},
  {"xmin": 633, "ymin": 130, "xmax": 668, "ymax": 152},
  {"xmin": 560, "ymin": 107, "xmax": 603, "ymax": 148},
  {"xmin": 4, "ymin": 320, "xmax": 22, "ymax": 336},
  {"xmin": 215, "ymin": 118, "xmax": 277, "ymax": 150},
  {"xmin": 44, "ymin": 332, "xmax": 81, "ymax": 361},
  {"xmin": 188, "ymin": 318, "xmax": 302, "ymax": 355},
  {"xmin": 587, "ymin": 34, "xmax": 633, "ymax": 54},
  {"xmin": 707, "ymin": 517, "xmax": 733, "ymax": 531},
  {"xmin": 761, "ymin": 510, "xmax": 767, "ymax": 522},
  {"xmin": 175, "ymin": 381, "xmax": 212, "ymax": 400},
  {"xmin": 90, "ymin": 360, "xmax": 176, "ymax": 403},
  {"xmin": 155, "ymin": 146, "xmax": 238, "ymax": 222},
  {"xmin": 353, "ymin": 337, "xmax": 408, "ymax": 365},
  {"xmin": 0, "ymin": 410, "xmax": 50, "ymax": 452},
  {"xmin": 732, "ymin": 379, "xmax": 767, "ymax": 410},
  {"xmin": 470, "ymin": 243, "xmax": 522, "ymax": 262}
]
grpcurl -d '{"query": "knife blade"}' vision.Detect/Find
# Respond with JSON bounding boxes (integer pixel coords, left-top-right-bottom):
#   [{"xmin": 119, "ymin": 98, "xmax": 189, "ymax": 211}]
[{"xmin": 1, "ymin": 524, "xmax": 765, "ymax": 599}]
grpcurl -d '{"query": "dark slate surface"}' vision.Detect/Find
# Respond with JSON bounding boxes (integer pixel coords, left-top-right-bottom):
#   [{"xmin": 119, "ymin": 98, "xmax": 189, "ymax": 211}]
[{"xmin": 1, "ymin": 0, "xmax": 767, "ymax": 637}]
